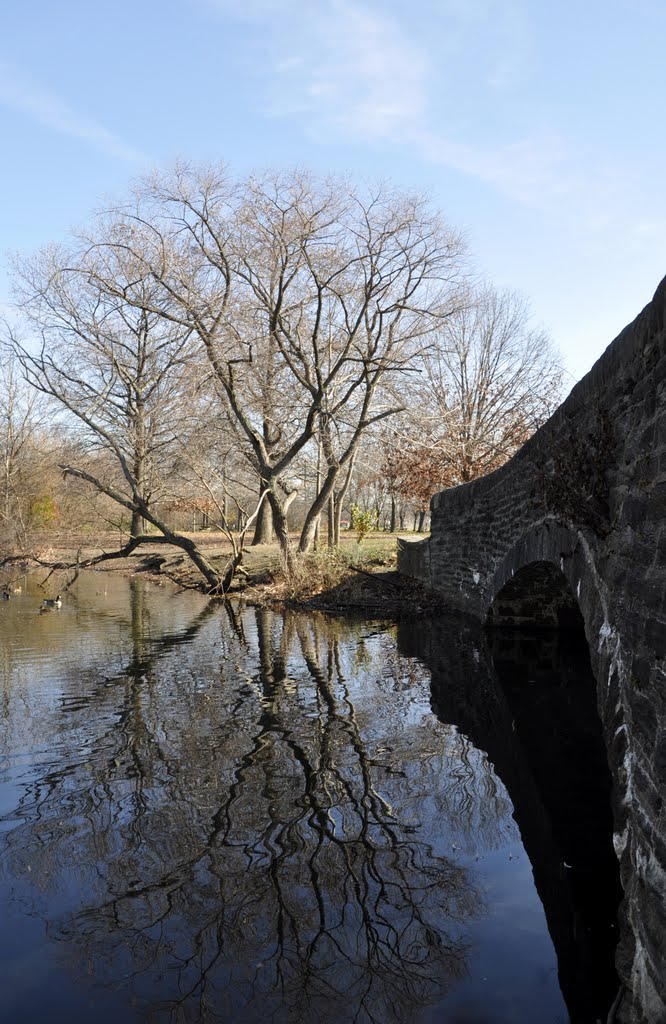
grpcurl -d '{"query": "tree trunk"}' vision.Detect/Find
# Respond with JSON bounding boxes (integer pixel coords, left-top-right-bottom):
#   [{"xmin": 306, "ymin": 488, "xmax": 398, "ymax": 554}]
[
  {"xmin": 389, "ymin": 496, "xmax": 396, "ymax": 533},
  {"xmin": 314, "ymin": 435, "xmax": 322, "ymax": 549},
  {"xmin": 131, "ymin": 402, "xmax": 146, "ymax": 539},
  {"xmin": 140, "ymin": 527, "xmax": 225, "ymax": 593},
  {"xmin": 333, "ymin": 455, "xmax": 355, "ymax": 547},
  {"xmin": 268, "ymin": 489, "xmax": 295, "ymax": 573},
  {"xmin": 252, "ymin": 475, "xmax": 274, "ymax": 544},
  {"xmin": 301, "ymin": 447, "xmax": 356, "ymax": 554},
  {"xmin": 298, "ymin": 464, "xmax": 338, "ymax": 554},
  {"xmin": 130, "ymin": 509, "xmax": 145, "ymax": 537},
  {"xmin": 130, "ymin": 447, "xmax": 146, "ymax": 537},
  {"xmin": 327, "ymin": 494, "xmax": 335, "ymax": 548},
  {"xmin": 417, "ymin": 509, "xmax": 427, "ymax": 532}
]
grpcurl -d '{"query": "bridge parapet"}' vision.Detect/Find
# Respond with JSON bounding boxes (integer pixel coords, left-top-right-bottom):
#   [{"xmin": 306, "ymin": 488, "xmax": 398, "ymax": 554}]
[{"xmin": 398, "ymin": 275, "xmax": 666, "ymax": 1023}]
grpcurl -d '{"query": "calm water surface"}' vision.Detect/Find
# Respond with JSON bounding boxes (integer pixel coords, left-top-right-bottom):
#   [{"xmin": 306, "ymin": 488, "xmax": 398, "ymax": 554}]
[{"xmin": 0, "ymin": 574, "xmax": 618, "ymax": 1023}]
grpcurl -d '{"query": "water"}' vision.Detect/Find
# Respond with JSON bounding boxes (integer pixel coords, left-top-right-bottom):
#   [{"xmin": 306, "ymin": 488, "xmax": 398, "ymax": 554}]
[{"xmin": 0, "ymin": 573, "xmax": 619, "ymax": 1023}]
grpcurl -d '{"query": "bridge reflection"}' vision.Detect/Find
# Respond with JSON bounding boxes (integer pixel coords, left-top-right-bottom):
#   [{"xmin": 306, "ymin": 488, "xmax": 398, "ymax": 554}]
[{"xmin": 398, "ymin": 616, "xmax": 622, "ymax": 1024}]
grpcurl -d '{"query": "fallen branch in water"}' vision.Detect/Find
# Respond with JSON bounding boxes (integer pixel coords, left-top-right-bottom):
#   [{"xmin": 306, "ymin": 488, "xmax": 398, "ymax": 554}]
[
  {"xmin": 0, "ymin": 535, "xmax": 233, "ymax": 596},
  {"xmin": 0, "ymin": 538, "xmax": 164, "ymax": 593}
]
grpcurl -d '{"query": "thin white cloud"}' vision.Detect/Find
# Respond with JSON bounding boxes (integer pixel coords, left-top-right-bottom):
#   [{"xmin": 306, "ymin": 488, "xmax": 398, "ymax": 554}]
[
  {"xmin": 201, "ymin": 0, "xmax": 626, "ymax": 217},
  {"xmin": 205, "ymin": 0, "xmax": 427, "ymax": 138},
  {"xmin": 254, "ymin": 1, "xmax": 428, "ymax": 142},
  {"xmin": 0, "ymin": 62, "xmax": 148, "ymax": 163},
  {"xmin": 203, "ymin": 0, "xmax": 564, "ymax": 198},
  {"xmin": 631, "ymin": 220, "xmax": 666, "ymax": 240},
  {"xmin": 413, "ymin": 128, "xmax": 580, "ymax": 207}
]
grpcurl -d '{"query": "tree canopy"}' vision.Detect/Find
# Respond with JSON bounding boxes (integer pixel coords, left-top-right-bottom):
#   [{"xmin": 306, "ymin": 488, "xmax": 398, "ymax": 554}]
[{"xmin": 2, "ymin": 162, "xmax": 562, "ymax": 591}]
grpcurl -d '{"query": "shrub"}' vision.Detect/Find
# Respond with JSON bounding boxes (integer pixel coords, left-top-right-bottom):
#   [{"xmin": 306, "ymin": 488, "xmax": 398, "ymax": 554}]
[
  {"xmin": 27, "ymin": 494, "xmax": 59, "ymax": 528},
  {"xmin": 350, "ymin": 505, "xmax": 378, "ymax": 544}
]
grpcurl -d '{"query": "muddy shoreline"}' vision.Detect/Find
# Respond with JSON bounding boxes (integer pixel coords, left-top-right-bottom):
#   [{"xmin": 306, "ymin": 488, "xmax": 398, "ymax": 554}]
[{"xmin": 5, "ymin": 530, "xmax": 436, "ymax": 615}]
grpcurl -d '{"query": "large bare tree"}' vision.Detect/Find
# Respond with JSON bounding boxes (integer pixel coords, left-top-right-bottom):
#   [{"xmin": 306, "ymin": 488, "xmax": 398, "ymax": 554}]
[
  {"xmin": 3, "ymin": 164, "xmax": 469, "ymax": 588},
  {"xmin": 80, "ymin": 164, "xmax": 467, "ymax": 566}
]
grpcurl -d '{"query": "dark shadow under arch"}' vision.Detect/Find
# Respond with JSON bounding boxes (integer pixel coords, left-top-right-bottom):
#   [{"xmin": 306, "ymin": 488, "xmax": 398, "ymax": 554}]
[
  {"xmin": 478, "ymin": 518, "xmax": 608, "ymax": 648},
  {"xmin": 398, "ymin": 613, "xmax": 623, "ymax": 1021},
  {"xmin": 487, "ymin": 559, "xmax": 586, "ymax": 630},
  {"xmin": 489, "ymin": 625, "xmax": 622, "ymax": 1018},
  {"xmin": 485, "ymin": 562, "xmax": 624, "ymax": 1017}
]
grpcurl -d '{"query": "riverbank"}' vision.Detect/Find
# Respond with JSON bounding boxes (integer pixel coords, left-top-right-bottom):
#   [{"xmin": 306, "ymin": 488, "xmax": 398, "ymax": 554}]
[{"xmin": 5, "ymin": 529, "xmax": 435, "ymax": 614}]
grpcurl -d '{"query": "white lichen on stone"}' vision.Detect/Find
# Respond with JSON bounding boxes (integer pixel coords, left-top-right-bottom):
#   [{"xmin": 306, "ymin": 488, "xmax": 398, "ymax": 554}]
[
  {"xmin": 613, "ymin": 825, "xmax": 629, "ymax": 859},
  {"xmin": 621, "ymin": 747, "xmax": 637, "ymax": 808}
]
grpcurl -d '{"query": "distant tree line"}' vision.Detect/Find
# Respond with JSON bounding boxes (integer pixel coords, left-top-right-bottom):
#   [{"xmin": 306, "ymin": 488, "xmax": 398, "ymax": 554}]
[{"xmin": 1, "ymin": 163, "xmax": 562, "ymax": 591}]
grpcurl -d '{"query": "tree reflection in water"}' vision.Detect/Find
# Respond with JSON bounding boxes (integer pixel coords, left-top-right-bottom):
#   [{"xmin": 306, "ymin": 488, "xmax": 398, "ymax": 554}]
[{"xmin": 0, "ymin": 585, "xmax": 495, "ymax": 1023}]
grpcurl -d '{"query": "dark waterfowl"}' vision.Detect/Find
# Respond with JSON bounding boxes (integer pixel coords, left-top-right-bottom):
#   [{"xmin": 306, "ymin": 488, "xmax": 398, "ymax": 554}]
[{"xmin": 42, "ymin": 594, "xmax": 62, "ymax": 608}]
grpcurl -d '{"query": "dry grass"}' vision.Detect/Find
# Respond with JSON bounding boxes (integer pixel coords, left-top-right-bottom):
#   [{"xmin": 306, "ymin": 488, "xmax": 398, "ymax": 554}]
[{"xmin": 246, "ymin": 539, "xmax": 398, "ymax": 606}]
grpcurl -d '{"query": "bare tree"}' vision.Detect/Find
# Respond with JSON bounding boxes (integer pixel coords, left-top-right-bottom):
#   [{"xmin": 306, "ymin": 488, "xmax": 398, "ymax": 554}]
[
  {"xmin": 0, "ymin": 347, "xmax": 55, "ymax": 551},
  {"xmin": 5, "ymin": 240, "xmax": 234, "ymax": 591},
  {"xmin": 80, "ymin": 164, "xmax": 467, "ymax": 567},
  {"xmin": 423, "ymin": 285, "xmax": 563, "ymax": 479},
  {"xmin": 385, "ymin": 285, "xmax": 563, "ymax": 511}
]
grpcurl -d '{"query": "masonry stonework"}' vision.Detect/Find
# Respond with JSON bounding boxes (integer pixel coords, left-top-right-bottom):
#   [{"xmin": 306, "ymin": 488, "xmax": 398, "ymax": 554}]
[{"xmin": 398, "ymin": 276, "xmax": 666, "ymax": 1024}]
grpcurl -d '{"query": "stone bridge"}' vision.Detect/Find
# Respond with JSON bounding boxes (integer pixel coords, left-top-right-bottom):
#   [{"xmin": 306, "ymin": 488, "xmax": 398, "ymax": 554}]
[{"xmin": 398, "ymin": 276, "xmax": 666, "ymax": 1024}]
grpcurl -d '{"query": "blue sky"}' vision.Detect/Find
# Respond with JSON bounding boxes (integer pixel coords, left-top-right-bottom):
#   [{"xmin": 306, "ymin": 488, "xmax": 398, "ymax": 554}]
[{"xmin": 1, "ymin": 0, "xmax": 664, "ymax": 382}]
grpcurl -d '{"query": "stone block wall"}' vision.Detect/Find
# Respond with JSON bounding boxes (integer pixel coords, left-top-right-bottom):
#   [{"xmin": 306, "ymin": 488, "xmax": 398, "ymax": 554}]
[{"xmin": 397, "ymin": 275, "xmax": 666, "ymax": 1023}]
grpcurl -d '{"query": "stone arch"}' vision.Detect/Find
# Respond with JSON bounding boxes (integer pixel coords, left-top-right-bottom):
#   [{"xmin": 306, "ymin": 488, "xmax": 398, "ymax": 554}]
[
  {"xmin": 482, "ymin": 519, "xmax": 609, "ymax": 653},
  {"xmin": 486, "ymin": 560, "xmax": 584, "ymax": 629}
]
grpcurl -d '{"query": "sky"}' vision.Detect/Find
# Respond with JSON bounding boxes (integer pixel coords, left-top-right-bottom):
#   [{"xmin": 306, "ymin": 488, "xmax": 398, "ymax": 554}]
[{"xmin": 0, "ymin": 0, "xmax": 664, "ymax": 385}]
